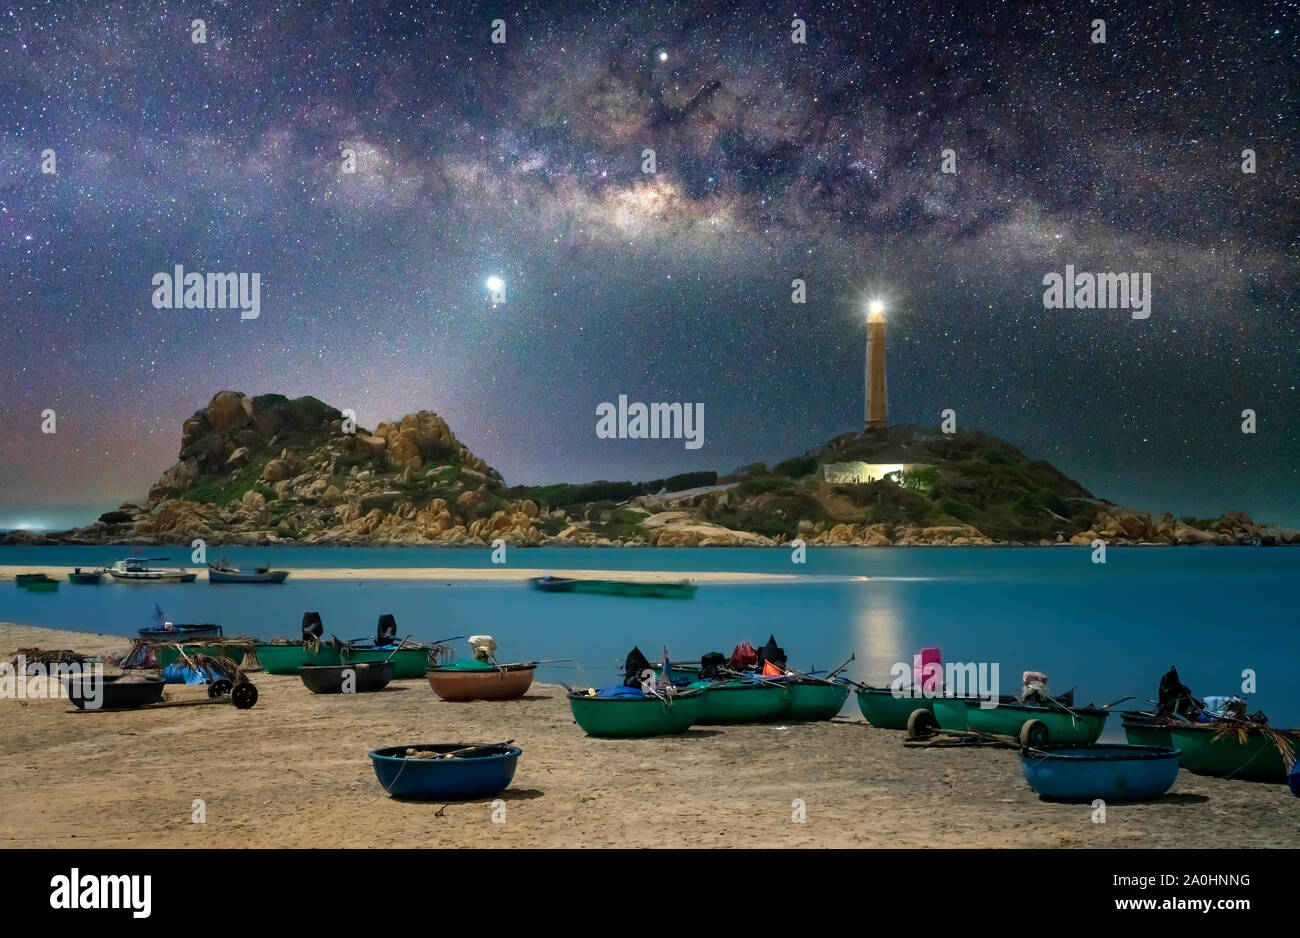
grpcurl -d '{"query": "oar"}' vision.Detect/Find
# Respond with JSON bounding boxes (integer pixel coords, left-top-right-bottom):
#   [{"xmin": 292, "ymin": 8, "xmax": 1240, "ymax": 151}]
[
  {"xmin": 1100, "ymin": 695, "xmax": 1136, "ymax": 711},
  {"xmin": 826, "ymin": 652, "xmax": 856, "ymax": 681},
  {"xmin": 383, "ymin": 636, "xmax": 413, "ymax": 663},
  {"xmin": 432, "ymin": 740, "xmax": 514, "ymax": 760}
]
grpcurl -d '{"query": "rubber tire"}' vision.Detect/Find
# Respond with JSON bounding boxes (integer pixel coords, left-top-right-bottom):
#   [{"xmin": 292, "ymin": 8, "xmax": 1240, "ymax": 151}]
[
  {"xmin": 1020, "ymin": 718, "xmax": 1049, "ymax": 747},
  {"xmin": 908, "ymin": 708, "xmax": 938, "ymax": 739},
  {"xmin": 230, "ymin": 682, "xmax": 258, "ymax": 710},
  {"xmin": 208, "ymin": 679, "xmax": 233, "ymax": 699}
]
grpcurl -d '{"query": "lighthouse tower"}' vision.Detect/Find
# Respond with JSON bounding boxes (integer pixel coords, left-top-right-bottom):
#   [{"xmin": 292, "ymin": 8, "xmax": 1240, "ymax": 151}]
[{"xmin": 865, "ymin": 301, "xmax": 887, "ymax": 430}]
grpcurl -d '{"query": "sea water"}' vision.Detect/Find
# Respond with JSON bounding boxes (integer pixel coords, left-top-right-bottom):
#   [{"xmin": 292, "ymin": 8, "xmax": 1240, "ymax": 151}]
[{"xmin": 2, "ymin": 545, "xmax": 1297, "ymax": 731}]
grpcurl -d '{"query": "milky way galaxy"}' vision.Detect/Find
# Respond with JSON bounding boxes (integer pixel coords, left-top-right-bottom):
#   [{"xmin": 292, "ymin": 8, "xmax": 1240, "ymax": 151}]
[{"xmin": 1, "ymin": 0, "xmax": 1297, "ymax": 528}]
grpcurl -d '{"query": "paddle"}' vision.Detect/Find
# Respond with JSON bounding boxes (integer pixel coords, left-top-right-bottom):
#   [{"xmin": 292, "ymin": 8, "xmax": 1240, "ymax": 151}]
[
  {"xmin": 826, "ymin": 652, "xmax": 856, "ymax": 681},
  {"xmin": 382, "ymin": 636, "xmax": 413, "ymax": 664},
  {"xmin": 435, "ymin": 740, "xmax": 514, "ymax": 760},
  {"xmin": 1099, "ymin": 695, "xmax": 1136, "ymax": 711}
]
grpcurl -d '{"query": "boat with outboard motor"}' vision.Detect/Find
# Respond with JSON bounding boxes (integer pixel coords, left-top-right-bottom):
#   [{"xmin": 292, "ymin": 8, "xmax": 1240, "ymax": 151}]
[{"xmin": 107, "ymin": 558, "xmax": 196, "ymax": 583}]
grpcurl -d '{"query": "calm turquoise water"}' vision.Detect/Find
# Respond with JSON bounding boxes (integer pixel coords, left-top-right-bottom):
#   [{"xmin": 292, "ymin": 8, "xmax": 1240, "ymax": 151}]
[{"xmin": 3, "ymin": 545, "xmax": 1297, "ymax": 731}]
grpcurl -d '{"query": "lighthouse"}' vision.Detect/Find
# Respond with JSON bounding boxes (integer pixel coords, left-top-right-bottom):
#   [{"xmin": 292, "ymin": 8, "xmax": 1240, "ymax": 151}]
[{"xmin": 865, "ymin": 300, "xmax": 887, "ymax": 429}]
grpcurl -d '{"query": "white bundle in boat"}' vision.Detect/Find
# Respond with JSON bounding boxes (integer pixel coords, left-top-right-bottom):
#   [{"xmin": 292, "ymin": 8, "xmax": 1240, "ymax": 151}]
[{"xmin": 468, "ymin": 635, "xmax": 497, "ymax": 662}]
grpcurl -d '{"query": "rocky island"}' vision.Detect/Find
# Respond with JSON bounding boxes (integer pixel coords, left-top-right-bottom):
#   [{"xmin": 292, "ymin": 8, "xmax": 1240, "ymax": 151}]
[{"xmin": 5, "ymin": 391, "xmax": 1295, "ymax": 548}]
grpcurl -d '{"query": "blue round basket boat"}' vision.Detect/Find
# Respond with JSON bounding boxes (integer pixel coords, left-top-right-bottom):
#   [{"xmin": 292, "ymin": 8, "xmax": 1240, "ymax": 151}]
[
  {"xmin": 1020, "ymin": 744, "xmax": 1181, "ymax": 802},
  {"xmin": 369, "ymin": 743, "xmax": 521, "ymax": 801}
]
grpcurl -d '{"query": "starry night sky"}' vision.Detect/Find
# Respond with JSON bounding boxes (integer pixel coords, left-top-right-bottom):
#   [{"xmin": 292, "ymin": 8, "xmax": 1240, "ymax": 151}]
[{"xmin": 2, "ymin": 0, "xmax": 1297, "ymax": 530}]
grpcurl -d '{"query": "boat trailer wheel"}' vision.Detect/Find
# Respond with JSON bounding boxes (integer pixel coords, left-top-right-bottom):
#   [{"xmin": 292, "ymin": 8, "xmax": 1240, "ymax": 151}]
[
  {"xmin": 907, "ymin": 708, "xmax": 938, "ymax": 739},
  {"xmin": 208, "ymin": 679, "xmax": 233, "ymax": 699},
  {"xmin": 1020, "ymin": 719, "xmax": 1050, "ymax": 747},
  {"xmin": 230, "ymin": 681, "xmax": 259, "ymax": 710}
]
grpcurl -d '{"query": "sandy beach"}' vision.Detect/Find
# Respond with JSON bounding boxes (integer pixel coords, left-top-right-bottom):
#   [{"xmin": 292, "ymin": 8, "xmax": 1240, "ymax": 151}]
[
  {"xmin": 0, "ymin": 565, "xmax": 842, "ymax": 584},
  {"xmin": 1, "ymin": 623, "xmax": 1294, "ymax": 849}
]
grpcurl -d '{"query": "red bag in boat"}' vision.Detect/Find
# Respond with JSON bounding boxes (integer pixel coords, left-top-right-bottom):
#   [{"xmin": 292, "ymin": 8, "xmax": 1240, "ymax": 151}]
[{"xmin": 730, "ymin": 641, "xmax": 757, "ymax": 670}]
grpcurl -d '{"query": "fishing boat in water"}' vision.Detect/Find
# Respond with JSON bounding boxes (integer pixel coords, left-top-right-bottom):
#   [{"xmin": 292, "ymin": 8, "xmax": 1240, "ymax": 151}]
[
  {"xmin": 207, "ymin": 558, "xmax": 289, "ymax": 583},
  {"xmin": 16, "ymin": 573, "xmax": 59, "ymax": 591},
  {"xmin": 138, "ymin": 622, "xmax": 224, "ymax": 642},
  {"xmin": 107, "ymin": 558, "xmax": 196, "ymax": 583},
  {"xmin": 530, "ymin": 575, "xmax": 696, "ymax": 599},
  {"xmin": 68, "ymin": 568, "xmax": 103, "ymax": 584}
]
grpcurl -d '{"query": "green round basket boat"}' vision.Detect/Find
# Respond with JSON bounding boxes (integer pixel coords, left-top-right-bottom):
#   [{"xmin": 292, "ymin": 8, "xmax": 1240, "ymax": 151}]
[
  {"xmin": 253, "ymin": 642, "xmax": 342, "ymax": 675},
  {"xmin": 784, "ymin": 680, "xmax": 850, "ymax": 721},
  {"xmin": 569, "ymin": 688, "xmax": 705, "ymax": 738},
  {"xmin": 856, "ymin": 686, "xmax": 935, "ymax": 730},
  {"xmin": 1168, "ymin": 724, "xmax": 1299, "ymax": 783},
  {"xmin": 964, "ymin": 699, "xmax": 1108, "ymax": 745},
  {"xmin": 342, "ymin": 646, "xmax": 430, "ymax": 680},
  {"xmin": 696, "ymin": 680, "xmax": 791, "ymax": 724}
]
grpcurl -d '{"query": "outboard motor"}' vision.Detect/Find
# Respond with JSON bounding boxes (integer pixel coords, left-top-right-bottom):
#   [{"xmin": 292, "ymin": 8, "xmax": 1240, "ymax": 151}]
[
  {"xmin": 623, "ymin": 646, "xmax": 653, "ymax": 688},
  {"xmin": 1155, "ymin": 665, "xmax": 1203, "ymax": 719},
  {"xmin": 699, "ymin": 652, "xmax": 727, "ymax": 679},
  {"xmin": 301, "ymin": 611, "xmax": 324, "ymax": 642},
  {"xmin": 376, "ymin": 613, "xmax": 398, "ymax": 646}
]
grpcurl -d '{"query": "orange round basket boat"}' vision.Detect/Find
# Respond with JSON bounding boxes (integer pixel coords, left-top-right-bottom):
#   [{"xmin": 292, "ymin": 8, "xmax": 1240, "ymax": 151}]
[{"xmin": 426, "ymin": 663, "xmax": 537, "ymax": 702}]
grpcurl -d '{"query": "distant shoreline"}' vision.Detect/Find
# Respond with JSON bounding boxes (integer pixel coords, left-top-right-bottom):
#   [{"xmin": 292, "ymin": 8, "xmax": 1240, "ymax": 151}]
[{"xmin": 0, "ymin": 564, "xmax": 854, "ymax": 584}]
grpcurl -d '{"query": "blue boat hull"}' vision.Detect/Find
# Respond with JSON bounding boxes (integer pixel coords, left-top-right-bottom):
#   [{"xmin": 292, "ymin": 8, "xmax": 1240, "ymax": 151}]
[
  {"xmin": 1020, "ymin": 744, "xmax": 1181, "ymax": 802},
  {"xmin": 369, "ymin": 744, "xmax": 521, "ymax": 800}
]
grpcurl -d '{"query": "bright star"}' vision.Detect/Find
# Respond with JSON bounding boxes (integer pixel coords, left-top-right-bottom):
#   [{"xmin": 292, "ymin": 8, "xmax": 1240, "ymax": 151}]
[{"xmin": 486, "ymin": 276, "xmax": 505, "ymax": 293}]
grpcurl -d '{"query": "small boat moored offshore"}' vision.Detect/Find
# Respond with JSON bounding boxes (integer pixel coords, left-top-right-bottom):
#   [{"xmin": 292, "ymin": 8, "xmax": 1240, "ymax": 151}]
[
  {"xmin": 107, "ymin": 558, "xmax": 197, "ymax": 582},
  {"xmin": 207, "ymin": 558, "xmax": 289, "ymax": 583},
  {"xmin": 530, "ymin": 575, "xmax": 697, "ymax": 599},
  {"xmin": 1168, "ymin": 723, "xmax": 1299, "ymax": 784},
  {"xmin": 369, "ymin": 743, "xmax": 521, "ymax": 801},
  {"xmin": 68, "ymin": 568, "xmax": 104, "ymax": 584},
  {"xmin": 1020, "ymin": 744, "xmax": 1182, "ymax": 802},
  {"xmin": 138, "ymin": 622, "xmax": 224, "ymax": 642},
  {"xmin": 300, "ymin": 661, "xmax": 395, "ymax": 694},
  {"xmin": 17, "ymin": 574, "xmax": 59, "ymax": 592}
]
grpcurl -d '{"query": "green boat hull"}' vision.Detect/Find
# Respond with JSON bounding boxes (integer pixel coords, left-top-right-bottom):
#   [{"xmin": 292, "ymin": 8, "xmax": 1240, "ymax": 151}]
[
  {"xmin": 569, "ymin": 691, "xmax": 704, "ymax": 738},
  {"xmin": 1168, "ymin": 725, "xmax": 1298, "ymax": 783},
  {"xmin": 1123, "ymin": 724, "xmax": 1173, "ymax": 748},
  {"xmin": 965, "ymin": 702, "xmax": 1107, "ymax": 744},
  {"xmin": 856, "ymin": 688, "xmax": 934, "ymax": 730},
  {"xmin": 20, "ymin": 580, "xmax": 59, "ymax": 592},
  {"xmin": 933, "ymin": 697, "xmax": 970, "ymax": 730},
  {"xmin": 343, "ymin": 647, "xmax": 430, "ymax": 680},
  {"xmin": 785, "ymin": 682, "xmax": 849, "ymax": 721},
  {"xmin": 152, "ymin": 644, "xmax": 248, "ymax": 670},
  {"xmin": 697, "ymin": 681, "xmax": 791, "ymax": 724},
  {"xmin": 572, "ymin": 580, "xmax": 696, "ymax": 599},
  {"xmin": 253, "ymin": 643, "xmax": 342, "ymax": 675},
  {"xmin": 68, "ymin": 573, "xmax": 102, "ymax": 584}
]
